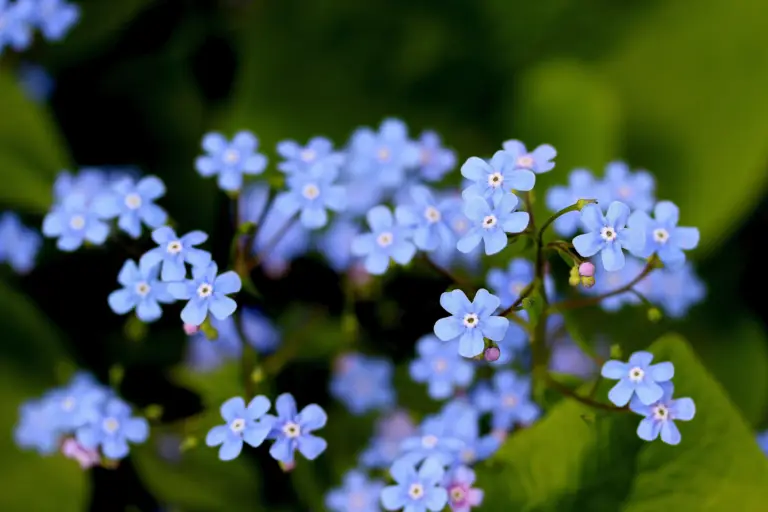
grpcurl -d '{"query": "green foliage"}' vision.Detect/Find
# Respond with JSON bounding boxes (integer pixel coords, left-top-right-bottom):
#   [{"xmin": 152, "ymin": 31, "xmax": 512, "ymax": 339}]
[
  {"xmin": 478, "ymin": 334, "xmax": 768, "ymax": 511},
  {"xmin": 0, "ymin": 71, "xmax": 70, "ymax": 212}
]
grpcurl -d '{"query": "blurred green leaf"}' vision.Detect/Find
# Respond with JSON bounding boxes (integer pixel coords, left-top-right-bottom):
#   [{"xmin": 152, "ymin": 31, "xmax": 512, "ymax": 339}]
[
  {"xmin": 0, "ymin": 71, "xmax": 70, "ymax": 212},
  {"xmin": 478, "ymin": 334, "xmax": 768, "ymax": 511}
]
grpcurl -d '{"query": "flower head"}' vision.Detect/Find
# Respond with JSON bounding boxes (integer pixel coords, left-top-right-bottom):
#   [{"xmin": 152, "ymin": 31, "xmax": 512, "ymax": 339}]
[
  {"xmin": 205, "ymin": 396, "xmax": 273, "ymax": 461},
  {"xmin": 42, "ymin": 192, "xmax": 110, "ymax": 251},
  {"xmin": 140, "ymin": 226, "xmax": 212, "ymax": 282},
  {"xmin": 347, "ymin": 118, "xmax": 419, "ymax": 189},
  {"xmin": 457, "ymin": 195, "xmax": 529, "ymax": 256},
  {"xmin": 381, "ymin": 457, "xmax": 448, "ymax": 512},
  {"xmin": 601, "ymin": 351, "xmax": 674, "ymax": 406},
  {"xmin": 273, "ymin": 161, "xmax": 346, "ymax": 229},
  {"xmin": 0, "ymin": 0, "xmax": 34, "ymax": 53},
  {"xmin": 277, "ymin": 136, "xmax": 344, "ymax": 174},
  {"xmin": 444, "ymin": 465, "xmax": 484, "ymax": 512},
  {"xmin": 630, "ymin": 382, "xmax": 695, "ymax": 445},
  {"xmin": 434, "ymin": 289, "xmax": 509, "ymax": 358},
  {"xmin": 460, "ymin": 150, "xmax": 535, "ymax": 206},
  {"xmin": 325, "ymin": 470, "xmax": 384, "ymax": 512},
  {"xmin": 395, "ymin": 185, "xmax": 456, "ymax": 251},
  {"xmin": 92, "ymin": 175, "xmax": 168, "ymax": 239},
  {"xmin": 0, "ymin": 212, "xmax": 41, "ymax": 273},
  {"xmin": 30, "ymin": 0, "xmax": 80, "ymax": 41},
  {"xmin": 360, "ymin": 410, "xmax": 417, "ymax": 469},
  {"xmin": 602, "ymin": 161, "xmax": 655, "ymax": 212},
  {"xmin": 409, "ymin": 336, "xmax": 475, "ymax": 400},
  {"xmin": 108, "ymin": 259, "xmax": 175, "ymax": 322},
  {"xmin": 167, "ymin": 261, "xmax": 242, "ymax": 327},
  {"xmin": 646, "ymin": 263, "xmax": 706, "ymax": 318},
  {"xmin": 628, "ymin": 200, "xmax": 699, "ymax": 269},
  {"xmin": 330, "ymin": 353, "xmax": 396, "ymax": 415},
  {"xmin": 351, "ymin": 205, "xmax": 416, "ymax": 275},
  {"xmin": 502, "ymin": 139, "xmax": 556, "ymax": 174},
  {"xmin": 573, "ymin": 201, "xmax": 643, "ymax": 271},
  {"xmin": 546, "ymin": 169, "xmax": 610, "ymax": 236},
  {"xmin": 265, "ymin": 393, "xmax": 327, "ymax": 464},
  {"xmin": 75, "ymin": 397, "xmax": 149, "ymax": 460},
  {"xmin": 472, "ymin": 370, "xmax": 540, "ymax": 430},
  {"xmin": 195, "ymin": 131, "xmax": 268, "ymax": 192},
  {"xmin": 416, "ymin": 130, "xmax": 456, "ymax": 182},
  {"xmin": 398, "ymin": 416, "xmax": 465, "ymax": 467},
  {"xmin": 14, "ymin": 398, "xmax": 61, "ymax": 455}
]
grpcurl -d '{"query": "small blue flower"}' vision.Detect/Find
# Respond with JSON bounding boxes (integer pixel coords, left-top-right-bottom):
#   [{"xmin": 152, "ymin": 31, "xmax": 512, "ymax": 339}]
[
  {"xmin": 601, "ymin": 161, "xmax": 655, "ymax": 212},
  {"xmin": 582, "ymin": 256, "xmax": 652, "ymax": 312},
  {"xmin": 265, "ymin": 393, "xmax": 327, "ymax": 464},
  {"xmin": 628, "ymin": 200, "xmax": 699, "ymax": 269},
  {"xmin": 502, "ymin": 139, "xmax": 556, "ymax": 174},
  {"xmin": 434, "ymin": 289, "xmax": 509, "ymax": 358},
  {"xmin": 415, "ymin": 130, "xmax": 456, "ymax": 182},
  {"xmin": 473, "ymin": 370, "xmax": 540, "ymax": 430},
  {"xmin": 325, "ymin": 470, "xmax": 385, "ymax": 512},
  {"xmin": 52, "ymin": 168, "xmax": 112, "ymax": 206},
  {"xmin": 44, "ymin": 373, "xmax": 109, "ymax": 431},
  {"xmin": 0, "ymin": 212, "xmax": 41, "ymax": 273},
  {"xmin": 92, "ymin": 175, "xmax": 168, "ymax": 239},
  {"xmin": 14, "ymin": 398, "xmax": 61, "ymax": 455},
  {"xmin": 42, "ymin": 192, "xmax": 110, "ymax": 251},
  {"xmin": 316, "ymin": 217, "xmax": 361, "ymax": 272},
  {"xmin": 205, "ymin": 395, "xmax": 273, "ymax": 461},
  {"xmin": 630, "ymin": 382, "xmax": 695, "ymax": 445},
  {"xmin": 434, "ymin": 400, "xmax": 500, "ymax": 465},
  {"xmin": 167, "ymin": 261, "xmax": 242, "ymax": 327},
  {"xmin": 351, "ymin": 205, "xmax": 416, "ymax": 275},
  {"xmin": 444, "ymin": 465, "xmax": 484, "ymax": 512},
  {"xmin": 457, "ymin": 194, "xmax": 529, "ymax": 256},
  {"xmin": 277, "ymin": 136, "xmax": 344, "ymax": 174},
  {"xmin": 17, "ymin": 62, "xmax": 54, "ymax": 102},
  {"xmin": 573, "ymin": 201, "xmax": 643, "ymax": 272},
  {"xmin": 409, "ymin": 336, "xmax": 474, "ymax": 400},
  {"xmin": 646, "ymin": 263, "xmax": 706, "ymax": 318},
  {"xmin": 601, "ymin": 351, "xmax": 674, "ymax": 406},
  {"xmin": 0, "ymin": 0, "xmax": 34, "ymax": 53},
  {"xmin": 486, "ymin": 258, "xmax": 555, "ymax": 308},
  {"xmin": 30, "ymin": 0, "xmax": 79, "ymax": 41},
  {"xmin": 460, "ymin": 151, "xmax": 535, "ymax": 206},
  {"xmin": 273, "ymin": 162, "xmax": 347, "ymax": 229},
  {"xmin": 241, "ymin": 308, "xmax": 281, "ymax": 353},
  {"xmin": 195, "ymin": 131, "xmax": 268, "ymax": 192},
  {"xmin": 108, "ymin": 259, "xmax": 175, "ymax": 322},
  {"xmin": 330, "ymin": 353, "xmax": 396, "ymax": 415},
  {"xmin": 381, "ymin": 457, "xmax": 448, "ymax": 512},
  {"xmin": 75, "ymin": 397, "xmax": 149, "ymax": 460},
  {"xmin": 429, "ymin": 198, "xmax": 483, "ymax": 272},
  {"xmin": 360, "ymin": 411, "xmax": 417, "ymax": 469},
  {"xmin": 395, "ymin": 185, "xmax": 456, "ymax": 251},
  {"xmin": 140, "ymin": 226, "xmax": 212, "ymax": 282},
  {"xmin": 545, "ymin": 168, "xmax": 609, "ymax": 236},
  {"xmin": 398, "ymin": 416, "xmax": 465, "ymax": 466},
  {"xmin": 347, "ymin": 118, "xmax": 419, "ymax": 189}
]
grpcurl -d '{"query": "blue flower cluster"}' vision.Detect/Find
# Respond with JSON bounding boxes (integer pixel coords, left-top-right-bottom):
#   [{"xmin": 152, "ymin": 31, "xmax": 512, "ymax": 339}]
[
  {"xmin": 0, "ymin": 211, "xmax": 41, "ymax": 273},
  {"xmin": 14, "ymin": 373, "xmax": 149, "ymax": 464},
  {"xmin": 0, "ymin": 0, "xmax": 79, "ymax": 54}
]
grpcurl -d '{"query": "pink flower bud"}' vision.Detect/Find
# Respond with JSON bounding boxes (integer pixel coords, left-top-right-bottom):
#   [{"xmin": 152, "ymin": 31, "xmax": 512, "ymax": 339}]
[
  {"xmin": 61, "ymin": 438, "xmax": 101, "ymax": 469},
  {"xmin": 578, "ymin": 261, "xmax": 595, "ymax": 277},
  {"xmin": 183, "ymin": 323, "xmax": 200, "ymax": 335},
  {"xmin": 484, "ymin": 346, "xmax": 501, "ymax": 362}
]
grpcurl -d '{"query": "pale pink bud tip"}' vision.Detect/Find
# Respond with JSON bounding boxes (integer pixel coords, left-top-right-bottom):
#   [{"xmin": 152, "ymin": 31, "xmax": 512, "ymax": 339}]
[
  {"xmin": 484, "ymin": 346, "xmax": 501, "ymax": 362},
  {"xmin": 579, "ymin": 261, "xmax": 595, "ymax": 277},
  {"xmin": 183, "ymin": 323, "xmax": 200, "ymax": 335},
  {"xmin": 62, "ymin": 438, "xmax": 101, "ymax": 469}
]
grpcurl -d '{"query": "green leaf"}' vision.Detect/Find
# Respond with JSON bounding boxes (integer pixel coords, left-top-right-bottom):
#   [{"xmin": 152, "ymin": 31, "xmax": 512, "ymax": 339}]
[
  {"xmin": 478, "ymin": 334, "xmax": 768, "ymax": 511},
  {"xmin": 0, "ymin": 71, "xmax": 70, "ymax": 212}
]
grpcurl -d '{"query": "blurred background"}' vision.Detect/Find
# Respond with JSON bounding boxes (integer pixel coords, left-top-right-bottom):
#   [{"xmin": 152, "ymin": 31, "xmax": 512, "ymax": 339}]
[{"xmin": 2, "ymin": 0, "xmax": 768, "ymax": 510}]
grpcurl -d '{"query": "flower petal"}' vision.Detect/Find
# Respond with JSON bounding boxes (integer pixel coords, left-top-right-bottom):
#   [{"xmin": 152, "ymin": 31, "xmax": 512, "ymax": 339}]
[
  {"xmin": 601, "ymin": 243, "xmax": 625, "ymax": 272},
  {"xmin": 580, "ymin": 204, "xmax": 605, "ymax": 232},
  {"xmin": 434, "ymin": 317, "xmax": 464, "ymax": 341},
  {"xmin": 573, "ymin": 232, "xmax": 604, "ymax": 258}
]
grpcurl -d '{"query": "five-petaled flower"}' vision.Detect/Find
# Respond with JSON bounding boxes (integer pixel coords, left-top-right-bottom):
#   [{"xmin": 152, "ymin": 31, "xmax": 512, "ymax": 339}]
[
  {"xmin": 205, "ymin": 396, "xmax": 273, "ymax": 461},
  {"xmin": 264, "ymin": 393, "xmax": 328, "ymax": 464},
  {"xmin": 434, "ymin": 289, "xmax": 509, "ymax": 358},
  {"xmin": 273, "ymin": 161, "xmax": 347, "ymax": 229},
  {"xmin": 93, "ymin": 175, "xmax": 168, "ymax": 239},
  {"xmin": 501, "ymin": 139, "xmax": 557, "ymax": 174},
  {"xmin": 573, "ymin": 201, "xmax": 643, "ymax": 272},
  {"xmin": 140, "ymin": 226, "xmax": 212, "ymax": 282},
  {"xmin": 75, "ymin": 397, "xmax": 149, "ymax": 460},
  {"xmin": 629, "ymin": 200, "xmax": 700, "ymax": 270},
  {"xmin": 629, "ymin": 381, "xmax": 695, "ymax": 445},
  {"xmin": 195, "ymin": 131, "xmax": 268, "ymax": 192},
  {"xmin": 108, "ymin": 258, "xmax": 175, "ymax": 322},
  {"xmin": 167, "ymin": 261, "xmax": 242, "ymax": 326},
  {"xmin": 460, "ymin": 150, "xmax": 535, "ymax": 206},
  {"xmin": 601, "ymin": 351, "xmax": 675, "ymax": 406},
  {"xmin": 351, "ymin": 205, "xmax": 416, "ymax": 275},
  {"xmin": 457, "ymin": 195, "xmax": 529, "ymax": 256},
  {"xmin": 381, "ymin": 457, "xmax": 448, "ymax": 512}
]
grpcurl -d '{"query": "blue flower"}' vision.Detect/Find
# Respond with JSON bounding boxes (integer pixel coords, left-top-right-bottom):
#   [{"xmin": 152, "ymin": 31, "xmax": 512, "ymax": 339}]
[
  {"xmin": 473, "ymin": 370, "xmax": 540, "ymax": 430},
  {"xmin": 241, "ymin": 308, "xmax": 281, "ymax": 353},
  {"xmin": 14, "ymin": 398, "xmax": 61, "ymax": 454},
  {"xmin": 360, "ymin": 411, "xmax": 417, "ymax": 469},
  {"xmin": 30, "ymin": 0, "xmax": 79, "ymax": 41},
  {"xmin": 444, "ymin": 465, "xmax": 484, "ymax": 512},
  {"xmin": 44, "ymin": 373, "xmax": 109, "ymax": 431},
  {"xmin": 409, "ymin": 336, "xmax": 474, "ymax": 400},
  {"xmin": 573, "ymin": 201, "xmax": 643, "ymax": 272},
  {"xmin": 415, "ymin": 130, "xmax": 456, "ymax": 182},
  {"xmin": 398, "ymin": 416, "xmax": 465, "ymax": 466},
  {"xmin": 316, "ymin": 217, "xmax": 361, "ymax": 272},
  {"xmin": 75, "ymin": 397, "xmax": 149, "ymax": 460},
  {"xmin": 42, "ymin": 192, "xmax": 110, "ymax": 251},
  {"xmin": 140, "ymin": 226, "xmax": 212, "ymax": 282},
  {"xmin": 429, "ymin": 197, "xmax": 483, "ymax": 272},
  {"xmin": 434, "ymin": 289, "xmax": 509, "ymax": 358},
  {"xmin": 545, "ymin": 168, "xmax": 609, "ymax": 236},
  {"xmin": 628, "ymin": 200, "xmax": 699, "ymax": 270},
  {"xmin": 330, "ymin": 353, "xmax": 396, "ymax": 415},
  {"xmin": 351, "ymin": 205, "xmax": 416, "ymax": 275},
  {"xmin": 0, "ymin": 0, "xmax": 34, "ymax": 53},
  {"xmin": 265, "ymin": 393, "xmax": 328, "ymax": 464},
  {"xmin": 325, "ymin": 470, "xmax": 385, "ymax": 512},
  {"xmin": 457, "ymin": 195, "xmax": 529, "ymax": 255},
  {"xmin": 460, "ymin": 151, "xmax": 535, "ymax": 206},
  {"xmin": 435, "ymin": 400, "xmax": 500, "ymax": 465},
  {"xmin": 343, "ymin": 175, "xmax": 388, "ymax": 216},
  {"xmin": 92, "ymin": 175, "xmax": 168, "ymax": 239},
  {"xmin": 582, "ymin": 256, "xmax": 652, "ymax": 312},
  {"xmin": 486, "ymin": 258, "xmax": 555, "ymax": 308},
  {"xmin": 395, "ymin": 185, "xmax": 456, "ymax": 251},
  {"xmin": 277, "ymin": 136, "xmax": 344, "ymax": 174},
  {"xmin": 195, "ymin": 131, "xmax": 268, "ymax": 192},
  {"xmin": 381, "ymin": 457, "xmax": 448, "ymax": 512},
  {"xmin": 205, "ymin": 395, "xmax": 273, "ymax": 461},
  {"xmin": 52, "ymin": 168, "xmax": 113, "ymax": 206},
  {"xmin": 646, "ymin": 263, "xmax": 706, "ymax": 318},
  {"xmin": 17, "ymin": 62, "xmax": 54, "ymax": 102},
  {"xmin": 347, "ymin": 118, "xmax": 419, "ymax": 189},
  {"xmin": 601, "ymin": 161, "xmax": 655, "ymax": 212},
  {"xmin": 502, "ymin": 139, "xmax": 556, "ymax": 174},
  {"xmin": 490, "ymin": 319, "xmax": 527, "ymax": 366},
  {"xmin": 629, "ymin": 382, "xmax": 695, "ymax": 445},
  {"xmin": 273, "ymin": 162, "xmax": 346, "ymax": 229},
  {"xmin": 600, "ymin": 351, "xmax": 674, "ymax": 406},
  {"xmin": 108, "ymin": 259, "xmax": 175, "ymax": 322},
  {"xmin": 167, "ymin": 262, "xmax": 241, "ymax": 327},
  {"xmin": 0, "ymin": 212, "xmax": 41, "ymax": 273}
]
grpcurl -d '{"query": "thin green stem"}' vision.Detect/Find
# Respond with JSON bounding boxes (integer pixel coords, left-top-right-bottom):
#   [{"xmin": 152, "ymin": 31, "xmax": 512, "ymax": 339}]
[
  {"xmin": 420, "ymin": 254, "xmax": 475, "ymax": 292},
  {"xmin": 545, "ymin": 374, "xmax": 629, "ymax": 413}
]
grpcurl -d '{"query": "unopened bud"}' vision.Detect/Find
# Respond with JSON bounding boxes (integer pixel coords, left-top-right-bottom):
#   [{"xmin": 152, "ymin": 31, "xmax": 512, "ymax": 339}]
[
  {"xmin": 569, "ymin": 266, "xmax": 580, "ymax": 287},
  {"xmin": 576, "ymin": 198, "xmax": 597, "ymax": 210},
  {"xmin": 484, "ymin": 346, "xmax": 501, "ymax": 362},
  {"xmin": 609, "ymin": 344, "xmax": 623, "ymax": 360},
  {"xmin": 183, "ymin": 323, "xmax": 200, "ymax": 335},
  {"xmin": 581, "ymin": 276, "xmax": 595, "ymax": 288},
  {"xmin": 279, "ymin": 460, "xmax": 296, "ymax": 472},
  {"xmin": 62, "ymin": 438, "xmax": 101, "ymax": 469},
  {"xmin": 578, "ymin": 261, "xmax": 595, "ymax": 277},
  {"xmin": 179, "ymin": 436, "xmax": 199, "ymax": 452},
  {"xmin": 647, "ymin": 307, "xmax": 662, "ymax": 323}
]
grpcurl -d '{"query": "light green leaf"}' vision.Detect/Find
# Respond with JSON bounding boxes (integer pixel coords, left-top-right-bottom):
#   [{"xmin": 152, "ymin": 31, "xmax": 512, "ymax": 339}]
[
  {"xmin": 478, "ymin": 334, "xmax": 768, "ymax": 511},
  {"xmin": 0, "ymin": 71, "xmax": 70, "ymax": 212}
]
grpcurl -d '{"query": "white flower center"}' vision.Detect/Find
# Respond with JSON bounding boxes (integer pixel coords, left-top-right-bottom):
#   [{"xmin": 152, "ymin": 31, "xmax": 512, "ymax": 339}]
[
  {"xmin": 62, "ymin": 396, "xmax": 76, "ymax": 411},
  {"xmin": 653, "ymin": 228, "xmax": 669, "ymax": 244},
  {"xmin": 503, "ymin": 393, "xmax": 519, "ymax": 407},
  {"xmin": 516, "ymin": 155, "xmax": 534, "ymax": 168},
  {"xmin": 408, "ymin": 483, "xmax": 425, "ymax": 500},
  {"xmin": 282, "ymin": 422, "xmax": 301, "ymax": 438},
  {"xmin": 166, "ymin": 241, "xmax": 183, "ymax": 254},
  {"xmin": 69, "ymin": 215, "xmax": 86, "ymax": 231},
  {"xmin": 628, "ymin": 366, "xmax": 645, "ymax": 382},
  {"xmin": 135, "ymin": 281, "xmax": 151, "ymax": 297},
  {"xmin": 487, "ymin": 172, "xmax": 504, "ymax": 188},
  {"xmin": 197, "ymin": 283, "xmax": 213, "ymax": 298},
  {"xmin": 600, "ymin": 226, "xmax": 617, "ymax": 241},
  {"xmin": 223, "ymin": 149, "xmax": 241, "ymax": 164},
  {"xmin": 421, "ymin": 434, "xmax": 438, "ymax": 448},
  {"xmin": 300, "ymin": 149, "xmax": 316, "ymax": 162},
  {"xmin": 483, "ymin": 215, "xmax": 497, "ymax": 229},
  {"xmin": 230, "ymin": 418, "xmax": 246, "ymax": 433},
  {"xmin": 124, "ymin": 193, "xmax": 142, "ymax": 210},
  {"xmin": 103, "ymin": 417, "xmax": 120, "ymax": 434},
  {"xmin": 424, "ymin": 206, "xmax": 441, "ymax": 223},
  {"xmin": 302, "ymin": 183, "xmax": 320, "ymax": 200},
  {"xmin": 449, "ymin": 485, "xmax": 466, "ymax": 503},
  {"xmin": 376, "ymin": 232, "xmax": 394, "ymax": 247},
  {"xmin": 432, "ymin": 358, "xmax": 448, "ymax": 373},
  {"xmin": 376, "ymin": 147, "xmax": 391, "ymax": 162},
  {"xmin": 652, "ymin": 404, "xmax": 669, "ymax": 421},
  {"xmin": 463, "ymin": 313, "xmax": 479, "ymax": 328}
]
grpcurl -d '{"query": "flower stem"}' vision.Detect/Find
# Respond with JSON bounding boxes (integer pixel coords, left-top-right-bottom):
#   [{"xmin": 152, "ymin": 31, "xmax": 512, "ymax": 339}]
[
  {"xmin": 545, "ymin": 373, "xmax": 629, "ymax": 412},
  {"xmin": 420, "ymin": 254, "xmax": 475, "ymax": 292}
]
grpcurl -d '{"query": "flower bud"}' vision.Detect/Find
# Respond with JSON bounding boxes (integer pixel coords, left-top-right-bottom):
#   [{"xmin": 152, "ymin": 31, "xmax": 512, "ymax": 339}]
[
  {"xmin": 61, "ymin": 438, "xmax": 101, "ymax": 469},
  {"xmin": 183, "ymin": 323, "xmax": 199, "ymax": 335},
  {"xmin": 647, "ymin": 307, "xmax": 662, "ymax": 323},
  {"xmin": 581, "ymin": 276, "xmax": 595, "ymax": 288},
  {"xmin": 569, "ymin": 266, "xmax": 580, "ymax": 287},
  {"xmin": 578, "ymin": 261, "xmax": 595, "ymax": 277},
  {"xmin": 484, "ymin": 346, "xmax": 501, "ymax": 362}
]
